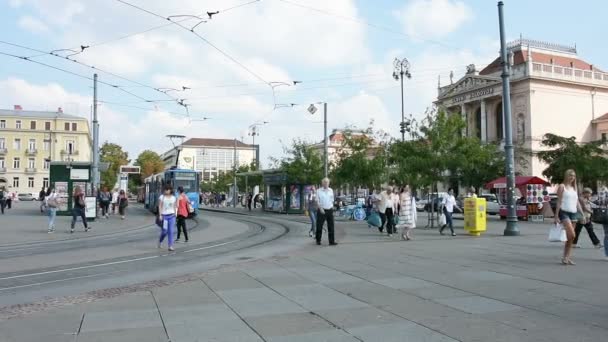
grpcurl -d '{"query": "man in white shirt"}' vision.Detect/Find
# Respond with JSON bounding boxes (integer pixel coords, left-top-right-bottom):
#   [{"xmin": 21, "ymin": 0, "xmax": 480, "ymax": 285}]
[
  {"xmin": 316, "ymin": 178, "xmax": 337, "ymax": 246},
  {"xmin": 440, "ymin": 188, "xmax": 460, "ymax": 236}
]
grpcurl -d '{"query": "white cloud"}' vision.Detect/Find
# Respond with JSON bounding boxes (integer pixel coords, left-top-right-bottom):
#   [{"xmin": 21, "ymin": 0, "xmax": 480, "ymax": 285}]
[
  {"xmin": 17, "ymin": 15, "xmax": 49, "ymax": 33},
  {"xmin": 11, "ymin": 0, "xmax": 84, "ymax": 26},
  {"xmin": 396, "ymin": 0, "xmax": 473, "ymax": 39}
]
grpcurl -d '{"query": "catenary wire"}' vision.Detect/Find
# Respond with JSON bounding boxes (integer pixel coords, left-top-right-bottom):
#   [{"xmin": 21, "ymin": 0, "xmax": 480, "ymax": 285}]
[
  {"xmin": 116, "ymin": 0, "xmax": 268, "ymax": 84},
  {"xmin": 0, "ymin": 50, "xmax": 154, "ymax": 103},
  {"xmin": 0, "ymin": 40, "xmax": 183, "ymax": 104}
]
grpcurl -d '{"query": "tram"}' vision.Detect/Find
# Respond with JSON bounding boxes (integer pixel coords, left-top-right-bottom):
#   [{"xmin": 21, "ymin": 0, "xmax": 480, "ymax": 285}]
[{"xmin": 144, "ymin": 168, "xmax": 200, "ymax": 215}]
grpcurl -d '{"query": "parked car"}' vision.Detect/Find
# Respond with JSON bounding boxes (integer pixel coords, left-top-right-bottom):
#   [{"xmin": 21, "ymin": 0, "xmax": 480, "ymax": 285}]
[
  {"xmin": 416, "ymin": 199, "xmax": 428, "ymax": 212},
  {"xmin": 479, "ymin": 194, "xmax": 500, "ymax": 215},
  {"xmin": 17, "ymin": 193, "xmax": 36, "ymax": 201},
  {"xmin": 425, "ymin": 197, "xmax": 463, "ymax": 213}
]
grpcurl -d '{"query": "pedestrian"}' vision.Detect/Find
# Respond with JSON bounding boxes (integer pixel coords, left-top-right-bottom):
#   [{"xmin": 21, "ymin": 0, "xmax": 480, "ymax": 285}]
[
  {"xmin": 45, "ymin": 186, "xmax": 59, "ymax": 233},
  {"xmin": 383, "ymin": 186, "xmax": 398, "ymax": 237},
  {"xmin": 440, "ymin": 188, "xmax": 460, "ymax": 236},
  {"xmin": 598, "ymin": 189, "xmax": 608, "ymax": 261},
  {"xmin": 573, "ymin": 187, "xmax": 602, "ymax": 249},
  {"xmin": 6, "ymin": 191, "xmax": 13, "ymax": 209},
  {"xmin": 307, "ymin": 186, "xmax": 318, "ymax": 237},
  {"xmin": 70, "ymin": 185, "xmax": 90, "ymax": 233},
  {"xmin": 247, "ymin": 192, "xmax": 253, "ymax": 211},
  {"xmin": 98, "ymin": 186, "xmax": 111, "ymax": 219},
  {"xmin": 398, "ymin": 185, "xmax": 417, "ymax": 240},
  {"xmin": 0, "ymin": 187, "xmax": 6, "ymax": 214},
  {"xmin": 374, "ymin": 188, "xmax": 389, "ymax": 233},
  {"xmin": 175, "ymin": 186, "xmax": 190, "ymax": 243},
  {"xmin": 118, "ymin": 189, "xmax": 128, "ymax": 219},
  {"xmin": 39, "ymin": 187, "xmax": 46, "ymax": 213},
  {"xmin": 316, "ymin": 178, "xmax": 337, "ymax": 246},
  {"xmin": 158, "ymin": 184, "xmax": 177, "ymax": 251},
  {"xmin": 555, "ymin": 169, "xmax": 583, "ymax": 265},
  {"xmin": 111, "ymin": 188, "xmax": 119, "ymax": 214}
]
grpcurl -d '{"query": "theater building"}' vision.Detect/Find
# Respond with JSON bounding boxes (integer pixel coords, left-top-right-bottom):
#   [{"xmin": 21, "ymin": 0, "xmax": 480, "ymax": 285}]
[{"xmin": 435, "ymin": 38, "xmax": 608, "ymax": 178}]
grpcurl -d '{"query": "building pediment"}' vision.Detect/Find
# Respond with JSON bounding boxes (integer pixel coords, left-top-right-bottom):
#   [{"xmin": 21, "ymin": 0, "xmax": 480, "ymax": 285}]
[{"xmin": 438, "ymin": 75, "xmax": 501, "ymax": 101}]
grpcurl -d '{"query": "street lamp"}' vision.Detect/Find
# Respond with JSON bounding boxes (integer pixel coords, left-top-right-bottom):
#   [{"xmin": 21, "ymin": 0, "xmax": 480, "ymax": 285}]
[
  {"xmin": 308, "ymin": 102, "xmax": 328, "ymax": 178},
  {"xmin": 393, "ymin": 57, "xmax": 412, "ymax": 142},
  {"xmin": 248, "ymin": 121, "xmax": 268, "ymax": 168}
]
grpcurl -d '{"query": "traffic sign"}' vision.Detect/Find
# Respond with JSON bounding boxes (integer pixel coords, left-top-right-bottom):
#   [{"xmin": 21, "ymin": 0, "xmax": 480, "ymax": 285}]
[{"xmin": 307, "ymin": 104, "xmax": 317, "ymax": 115}]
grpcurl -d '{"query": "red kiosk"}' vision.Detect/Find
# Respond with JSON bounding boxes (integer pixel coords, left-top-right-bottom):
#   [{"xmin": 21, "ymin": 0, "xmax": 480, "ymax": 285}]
[{"xmin": 485, "ymin": 176, "xmax": 551, "ymax": 221}]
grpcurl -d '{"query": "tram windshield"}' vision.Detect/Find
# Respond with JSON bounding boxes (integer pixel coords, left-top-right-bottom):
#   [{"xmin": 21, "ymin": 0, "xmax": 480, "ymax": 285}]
[{"xmin": 173, "ymin": 173, "xmax": 197, "ymax": 192}]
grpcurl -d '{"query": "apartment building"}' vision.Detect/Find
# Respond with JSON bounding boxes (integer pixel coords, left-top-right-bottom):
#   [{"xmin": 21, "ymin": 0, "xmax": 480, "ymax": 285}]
[{"xmin": 0, "ymin": 106, "xmax": 92, "ymax": 195}]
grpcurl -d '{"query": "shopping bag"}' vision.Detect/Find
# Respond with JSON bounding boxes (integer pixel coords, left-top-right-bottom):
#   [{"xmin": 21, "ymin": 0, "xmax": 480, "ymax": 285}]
[
  {"xmin": 367, "ymin": 212, "xmax": 382, "ymax": 227},
  {"xmin": 439, "ymin": 213, "xmax": 447, "ymax": 226},
  {"xmin": 548, "ymin": 224, "xmax": 566, "ymax": 242},
  {"xmin": 393, "ymin": 215, "xmax": 400, "ymax": 225}
]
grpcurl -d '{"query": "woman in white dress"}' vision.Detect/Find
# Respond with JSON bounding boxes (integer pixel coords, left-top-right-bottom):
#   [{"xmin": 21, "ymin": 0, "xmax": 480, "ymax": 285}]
[{"xmin": 398, "ymin": 185, "xmax": 417, "ymax": 240}]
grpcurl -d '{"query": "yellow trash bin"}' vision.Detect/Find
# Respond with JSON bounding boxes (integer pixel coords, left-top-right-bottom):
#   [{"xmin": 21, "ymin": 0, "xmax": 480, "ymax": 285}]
[{"xmin": 464, "ymin": 197, "xmax": 487, "ymax": 236}]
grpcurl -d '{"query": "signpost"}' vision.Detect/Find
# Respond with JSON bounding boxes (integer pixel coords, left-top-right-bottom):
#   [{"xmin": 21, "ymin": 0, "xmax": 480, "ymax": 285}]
[{"xmin": 118, "ymin": 166, "xmax": 141, "ymax": 193}]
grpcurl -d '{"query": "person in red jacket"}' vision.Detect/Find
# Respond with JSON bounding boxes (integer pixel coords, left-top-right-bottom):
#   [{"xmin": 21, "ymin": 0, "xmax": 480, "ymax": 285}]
[{"xmin": 175, "ymin": 186, "xmax": 190, "ymax": 243}]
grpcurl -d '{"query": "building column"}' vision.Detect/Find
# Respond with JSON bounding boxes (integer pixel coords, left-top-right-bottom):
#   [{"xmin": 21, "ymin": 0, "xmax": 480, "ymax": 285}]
[
  {"xmin": 461, "ymin": 104, "xmax": 467, "ymax": 137},
  {"xmin": 480, "ymin": 99, "xmax": 487, "ymax": 142}
]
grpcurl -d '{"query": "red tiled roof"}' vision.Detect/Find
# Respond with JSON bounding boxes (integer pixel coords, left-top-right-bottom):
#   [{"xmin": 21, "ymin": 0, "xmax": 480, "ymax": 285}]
[
  {"xmin": 182, "ymin": 138, "xmax": 253, "ymax": 148},
  {"xmin": 593, "ymin": 113, "xmax": 608, "ymax": 122},
  {"xmin": 479, "ymin": 50, "xmax": 601, "ymax": 75}
]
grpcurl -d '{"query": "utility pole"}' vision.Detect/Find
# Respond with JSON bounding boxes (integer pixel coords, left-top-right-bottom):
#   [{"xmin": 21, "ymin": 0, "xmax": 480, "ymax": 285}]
[
  {"xmin": 393, "ymin": 58, "xmax": 411, "ymax": 142},
  {"xmin": 92, "ymin": 73, "xmax": 100, "ymax": 194},
  {"xmin": 498, "ymin": 1, "xmax": 519, "ymax": 236},
  {"xmin": 323, "ymin": 102, "xmax": 328, "ymax": 178},
  {"xmin": 233, "ymin": 138, "xmax": 238, "ymax": 208}
]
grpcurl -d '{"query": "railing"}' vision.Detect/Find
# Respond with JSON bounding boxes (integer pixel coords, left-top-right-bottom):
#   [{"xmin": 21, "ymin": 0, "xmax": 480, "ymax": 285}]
[
  {"xmin": 25, "ymin": 167, "xmax": 37, "ymax": 173},
  {"xmin": 26, "ymin": 148, "xmax": 37, "ymax": 155},
  {"xmin": 0, "ymin": 167, "xmax": 6, "ymax": 173},
  {"xmin": 531, "ymin": 62, "xmax": 608, "ymax": 86},
  {"xmin": 60, "ymin": 150, "xmax": 79, "ymax": 156},
  {"xmin": 0, "ymin": 147, "xmax": 7, "ymax": 154}
]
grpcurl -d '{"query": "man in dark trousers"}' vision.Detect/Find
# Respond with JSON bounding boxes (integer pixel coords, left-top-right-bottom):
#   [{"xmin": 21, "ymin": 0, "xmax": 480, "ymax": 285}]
[
  {"xmin": 39, "ymin": 187, "xmax": 46, "ymax": 212},
  {"xmin": 315, "ymin": 177, "xmax": 337, "ymax": 246}
]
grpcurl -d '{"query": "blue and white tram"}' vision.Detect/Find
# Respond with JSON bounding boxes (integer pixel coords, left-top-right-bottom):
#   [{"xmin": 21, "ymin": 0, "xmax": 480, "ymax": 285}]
[{"xmin": 144, "ymin": 168, "xmax": 200, "ymax": 215}]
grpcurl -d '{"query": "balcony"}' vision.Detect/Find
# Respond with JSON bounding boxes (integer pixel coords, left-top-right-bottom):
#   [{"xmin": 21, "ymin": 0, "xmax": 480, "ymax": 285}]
[
  {"xmin": 0, "ymin": 167, "xmax": 6, "ymax": 173},
  {"xmin": 25, "ymin": 167, "xmax": 37, "ymax": 173},
  {"xmin": 0, "ymin": 147, "xmax": 7, "ymax": 155},
  {"xmin": 26, "ymin": 148, "xmax": 38, "ymax": 156},
  {"xmin": 530, "ymin": 62, "xmax": 608, "ymax": 87},
  {"xmin": 60, "ymin": 150, "xmax": 79, "ymax": 156}
]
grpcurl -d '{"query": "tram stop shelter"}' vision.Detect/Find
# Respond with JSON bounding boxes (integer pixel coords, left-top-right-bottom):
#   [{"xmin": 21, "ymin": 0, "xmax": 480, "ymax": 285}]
[
  {"xmin": 49, "ymin": 161, "xmax": 96, "ymax": 219},
  {"xmin": 236, "ymin": 169, "xmax": 311, "ymax": 214}
]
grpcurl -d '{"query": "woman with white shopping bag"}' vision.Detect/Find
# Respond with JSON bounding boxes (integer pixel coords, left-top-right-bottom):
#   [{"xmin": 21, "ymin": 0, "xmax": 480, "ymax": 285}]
[
  {"xmin": 554, "ymin": 169, "xmax": 584, "ymax": 265},
  {"xmin": 397, "ymin": 186, "xmax": 417, "ymax": 240}
]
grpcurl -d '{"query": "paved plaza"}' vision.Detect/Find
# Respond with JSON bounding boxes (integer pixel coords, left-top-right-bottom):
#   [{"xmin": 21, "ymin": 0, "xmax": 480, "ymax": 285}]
[{"xmin": 1, "ymin": 206, "xmax": 607, "ymax": 341}]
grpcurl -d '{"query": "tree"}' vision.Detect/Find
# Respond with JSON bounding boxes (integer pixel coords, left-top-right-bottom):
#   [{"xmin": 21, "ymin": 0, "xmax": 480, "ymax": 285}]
[
  {"xmin": 271, "ymin": 139, "xmax": 324, "ymax": 185},
  {"xmin": 332, "ymin": 123, "xmax": 390, "ymax": 191},
  {"xmin": 454, "ymin": 139, "xmax": 505, "ymax": 192},
  {"xmin": 100, "ymin": 142, "xmax": 129, "ymax": 188},
  {"xmin": 537, "ymin": 133, "xmax": 608, "ymax": 186},
  {"xmin": 135, "ymin": 150, "xmax": 164, "ymax": 179},
  {"xmin": 389, "ymin": 109, "xmax": 466, "ymax": 190}
]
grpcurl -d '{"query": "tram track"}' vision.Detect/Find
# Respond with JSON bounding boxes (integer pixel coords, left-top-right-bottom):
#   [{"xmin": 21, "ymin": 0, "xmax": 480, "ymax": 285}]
[{"xmin": 0, "ymin": 213, "xmax": 291, "ymax": 302}]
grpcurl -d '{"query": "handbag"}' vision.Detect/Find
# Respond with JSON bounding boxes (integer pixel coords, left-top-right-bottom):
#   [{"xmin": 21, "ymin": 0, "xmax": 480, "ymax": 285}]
[
  {"xmin": 47, "ymin": 196, "xmax": 58, "ymax": 208},
  {"xmin": 591, "ymin": 207, "xmax": 608, "ymax": 224},
  {"xmin": 548, "ymin": 224, "xmax": 567, "ymax": 242},
  {"xmin": 439, "ymin": 213, "xmax": 447, "ymax": 226},
  {"xmin": 155, "ymin": 216, "xmax": 163, "ymax": 228}
]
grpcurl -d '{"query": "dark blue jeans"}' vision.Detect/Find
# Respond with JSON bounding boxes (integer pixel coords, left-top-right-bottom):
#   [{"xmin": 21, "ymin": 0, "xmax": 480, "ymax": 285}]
[
  {"xmin": 440, "ymin": 208, "xmax": 454, "ymax": 234},
  {"xmin": 71, "ymin": 207, "xmax": 88, "ymax": 229}
]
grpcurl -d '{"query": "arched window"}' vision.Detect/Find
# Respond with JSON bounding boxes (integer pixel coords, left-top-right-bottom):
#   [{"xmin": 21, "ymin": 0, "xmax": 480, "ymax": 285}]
[
  {"xmin": 475, "ymin": 107, "xmax": 482, "ymax": 139},
  {"xmin": 496, "ymin": 102, "xmax": 504, "ymax": 141}
]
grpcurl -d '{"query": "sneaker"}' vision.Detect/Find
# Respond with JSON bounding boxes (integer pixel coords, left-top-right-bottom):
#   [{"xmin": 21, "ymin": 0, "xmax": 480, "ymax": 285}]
[
  {"xmin": 329, "ymin": 242, "xmax": 338, "ymax": 246},
  {"xmin": 308, "ymin": 230, "xmax": 314, "ymax": 238},
  {"xmin": 451, "ymin": 232, "xmax": 457, "ymax": 236},
  {"xmin": 595, "ymin": 244, "xmax": 603, "ymax": 249},
  {"xmin": 388, "ymin": 234, "xmax": 392, "ymax": 238},
  {"xmin": 168, "ymin": 246, "xmax": 175, "ymax": 251},
  {"xmin": 70, "ymin": 229, "xmax": 74, "ymax": 234},
  {"xmin": 157, "ymin": 242, "xmax": 162, "ymax": 249},
  {"xmin": 47, "ymin": 230, "xmax": 53, "ymax": 234},
  {"xmin": 175, "ymin": 239, "xmax": 181, "ymax": 243},
  {"xmin": 573, "ymin": 245, "xmax": 581, "ymax": 248}
]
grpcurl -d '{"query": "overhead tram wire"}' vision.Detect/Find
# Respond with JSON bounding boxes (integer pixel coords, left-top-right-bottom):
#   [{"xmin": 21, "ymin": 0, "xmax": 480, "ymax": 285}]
[
  {"xmin": 116, "ymin": 0, "xmax": 268, "ymax": 85},
  {"xmin": 0, "ymin": 50, "xmax": 154, "ymax": 103},
  {"xmin": 0, "ymin": 40, "xmax": 185, "ymax": 105}
]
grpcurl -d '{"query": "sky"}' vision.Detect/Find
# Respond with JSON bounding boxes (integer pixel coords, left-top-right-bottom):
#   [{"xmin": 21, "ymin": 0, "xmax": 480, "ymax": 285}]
[{"xmin": 1, "ymin": 0, "xmax": 606, "ymax": 167}]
